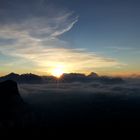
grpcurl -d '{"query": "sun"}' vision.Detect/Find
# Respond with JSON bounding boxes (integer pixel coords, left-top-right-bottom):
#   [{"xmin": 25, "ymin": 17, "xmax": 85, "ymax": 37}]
[{"xmin": 51, "ymin": 66, "xmax": 64, "ymax": 78}]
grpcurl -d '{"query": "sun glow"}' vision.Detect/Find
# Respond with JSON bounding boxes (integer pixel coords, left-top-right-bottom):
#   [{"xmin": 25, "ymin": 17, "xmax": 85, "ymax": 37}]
[{"xmin": 51, "ymin": 66, "xmax": 64, "ymax": 78}]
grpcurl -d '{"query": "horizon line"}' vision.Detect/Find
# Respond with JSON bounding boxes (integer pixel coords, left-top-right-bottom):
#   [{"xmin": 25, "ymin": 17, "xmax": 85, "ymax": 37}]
[{"xmin": 0, "ymin": 72, "xmax": 140, "ymax": 78}]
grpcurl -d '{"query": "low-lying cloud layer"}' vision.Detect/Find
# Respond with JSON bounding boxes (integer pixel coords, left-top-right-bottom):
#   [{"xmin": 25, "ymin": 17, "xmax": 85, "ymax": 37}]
[
  {"xmin": 19, "ymin": 78, "xmax": 140, "ymax": 105},
  {"xmin": 18, "ymin": 78, "xmax": 140, "ymax": 128}
]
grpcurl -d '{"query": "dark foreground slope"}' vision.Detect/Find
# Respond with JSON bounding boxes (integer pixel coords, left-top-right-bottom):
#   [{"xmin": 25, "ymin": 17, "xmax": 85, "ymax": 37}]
[{"xmin": 0, "ymin": 80, "xmax": 33, "ymax": 128}]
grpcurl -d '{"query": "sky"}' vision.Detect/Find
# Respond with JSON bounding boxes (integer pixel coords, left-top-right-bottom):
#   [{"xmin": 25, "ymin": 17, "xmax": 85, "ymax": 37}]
[{"xmin": 0, "ymin": 0, "xmax": 140, "ymax": 76}]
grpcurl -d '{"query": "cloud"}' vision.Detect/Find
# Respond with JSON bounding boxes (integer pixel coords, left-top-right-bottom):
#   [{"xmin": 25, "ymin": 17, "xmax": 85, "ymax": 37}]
[
  {"xmin": 106, "ymin": 46, "xmax": 140, "ymax": 54},
  {"xmin": 0, "ymin": 1, "xmax": 124, "ymax": 74},
  {"xmin": 18, "ymin": 78, "xmax": 140, "ymax": 128},
  {"xmin": 19, "ymin": 78, "xmax": 140, "ymax": 100}
]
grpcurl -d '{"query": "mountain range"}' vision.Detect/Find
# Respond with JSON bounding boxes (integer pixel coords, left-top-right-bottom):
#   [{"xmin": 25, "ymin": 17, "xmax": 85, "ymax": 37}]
[{"xmin": 0, "ymin": 72, "xmax": 124, "ymax": 84}]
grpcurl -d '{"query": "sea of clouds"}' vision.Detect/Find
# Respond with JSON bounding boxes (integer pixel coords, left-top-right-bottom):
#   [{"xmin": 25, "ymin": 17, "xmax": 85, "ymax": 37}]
[
  {"xmin": 17, "ymin": 78, "xmax": 140, "ymax": 127},
  {"xmin": 19, "ymin": 78, "xmax": 140, "ymax": 105}
]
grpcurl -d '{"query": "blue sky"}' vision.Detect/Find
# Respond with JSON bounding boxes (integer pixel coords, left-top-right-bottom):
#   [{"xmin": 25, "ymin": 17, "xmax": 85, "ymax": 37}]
[{"xmin": 0, "ymin": 0, "xmax": 140, "ymax": 76}]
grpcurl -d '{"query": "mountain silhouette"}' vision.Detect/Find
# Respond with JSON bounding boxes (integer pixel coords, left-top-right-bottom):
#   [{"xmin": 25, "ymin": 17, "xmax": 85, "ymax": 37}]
[
  {"xmin": 60, "ymin": 73, "xmax": 87, "ymax": 82},
  {"xmin": 0, "ymin": 73, "xmax": 42, "ymax": 83},
  {"xmin": 20, "ymin": 73, "xmax": 42, "ymax": 83},
  {"xmin": 88, "ymin": 72, "xmax": 99, "ymax": 78},
  {"xmin": 0, "ymin": 72, "xmax": 19, "ymax": 82},
  {"xmin": 0, "ymin": 72, "xmax": 124, "ymax": 84}
]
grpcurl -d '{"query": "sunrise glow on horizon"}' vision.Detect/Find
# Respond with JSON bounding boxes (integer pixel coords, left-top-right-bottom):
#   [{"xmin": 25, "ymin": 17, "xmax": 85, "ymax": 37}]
[
  {"xmin": 0, "ymin": 0, "xmax": 140, "ymax": 77},
  {"xmin": 51, "ymin": 65, "xmax": 65, "ymax": 78}
]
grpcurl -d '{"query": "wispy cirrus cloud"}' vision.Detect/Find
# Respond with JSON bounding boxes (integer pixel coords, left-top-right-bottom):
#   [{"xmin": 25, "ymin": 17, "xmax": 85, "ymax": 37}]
[{"xmin": 0, "ymin": 0, "xmax": 124, "ymax": 75}]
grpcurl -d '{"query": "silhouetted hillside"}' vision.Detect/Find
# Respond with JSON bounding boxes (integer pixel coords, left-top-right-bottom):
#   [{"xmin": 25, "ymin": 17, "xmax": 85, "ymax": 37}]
[
  {"xmin": 60, "ymin": 73, "xmax": 124, "ymax": 84},
  {"xmin": 88, "ymin": 72, "xmax": 99, "ymax": 78},
  {"xmin": 0, "ymin": 80, "xmax": 32, "ymax": 128},
  {"xmin": 60, "ymin": 73, "xmax": 87, "ymax": 82},
  {"xmin": 0, "ymin": 73, "xmax": 42, "ymax": 84},
  {"xmin": 42, "ymin": 75, "xmax": 57, "ymax": 83},
  {"xmin": 20, "ymin": 73, "xmax": 42, "ymax": 83},
  {"xmin": 0, "ymin": 73, "xmax": 19, "ymax": 82}
]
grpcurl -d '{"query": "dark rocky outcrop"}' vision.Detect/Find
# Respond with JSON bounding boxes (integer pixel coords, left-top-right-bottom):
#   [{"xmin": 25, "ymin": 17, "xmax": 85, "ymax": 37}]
[
  {"xmin": 0, "ymin": 80, "xmax": 22, "ymax": 99},
  {"xmin": 88, "ymin": 72, "xmax": 99, "ymax": 78},
  {"xmin": 0, "ymin": 80, "xmax": 32, "ymax": 128}
]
